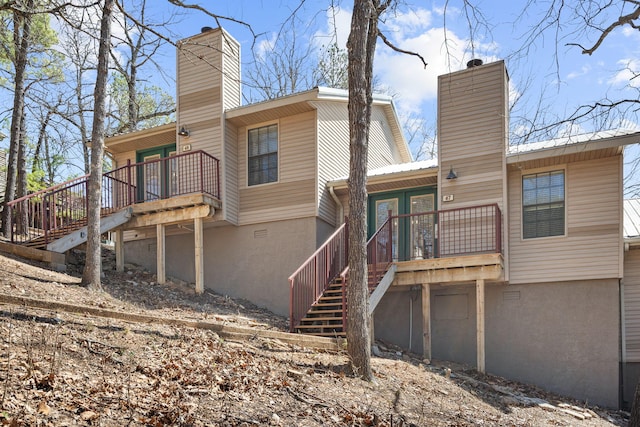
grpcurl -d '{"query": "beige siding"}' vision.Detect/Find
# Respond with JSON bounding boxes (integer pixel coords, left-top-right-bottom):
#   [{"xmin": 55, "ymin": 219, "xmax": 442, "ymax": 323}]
[
  {"xmin": 315, "ymin": 101, "xmax": 405, "ymax": 225},
  {"xmin": 438, "ymin": 61, "xmax": 508, "ymax": 212},
  {"xmin": 221, "ymin": 31, "xmax": 241, "ymax": 111},
  {"xmin": 237, "ymin": 111, "xmax": 317, "ymax": 224},
  {"xmin": 316, "ymin": 102, "xmax": 350, "ymax": 225},
  {"xmin": 625, "ymin": 248, "xmax": 640, "ymax": 362},
  {"xmin": 369, "ymin": 105, "xmax": 404, "ymax": 167},
  {"xmin": 177, "ymin": 29, "xmax": 240, "ymax": 160},
  {"xmin": 223, "ymin": 121, "xmax": 239, "ymax": 224},
  {"xmin": 113, "ymin": 150, "xmax": 136, "ymax": 168},
  {"xmin": 508, "ymin": 155, "xmax": 622, "ymax": 283}
]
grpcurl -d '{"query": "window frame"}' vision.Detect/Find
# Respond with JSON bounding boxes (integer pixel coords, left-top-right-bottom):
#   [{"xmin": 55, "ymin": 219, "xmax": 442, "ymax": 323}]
[
  {"xmin": 521, "ymin": 166, "xmax": 567, "ymax": 240},
  {"xmin": 246, "ymin": 122, "xmax": 279, "ymax": 187}
]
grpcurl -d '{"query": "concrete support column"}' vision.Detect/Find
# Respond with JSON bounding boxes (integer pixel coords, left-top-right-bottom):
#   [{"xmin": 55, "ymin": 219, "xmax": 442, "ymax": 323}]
[
  {"xmin": 422, "ymin": 283, "xmax": 431, "ymax": 360},
  {"xmin": 476, "ymin": 279, "xmax": 485, "ymax": 373},
  {"xmin": 194, "ymin": 217, "xmax": 204, "ymax": 294},
  {"xmin": 115, "ymin": 229, "xmax": 124, "ymax": 273},
  {"xmin": 156, "ymin": 224, "xmax": 166, "ymax": 284}
]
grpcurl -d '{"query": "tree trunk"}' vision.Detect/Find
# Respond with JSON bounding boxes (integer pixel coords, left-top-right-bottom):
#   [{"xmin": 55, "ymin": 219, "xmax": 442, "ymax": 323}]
[
  {"xmin": 82, "ymin": 0, "xmax": 114, "ymax": 290},
  {"xmin": 345, "ymin": 0, "xmax": 381, "ymax": 381},
  {"xmin": 1, "ymin": 4, "xmax": 32, "ymax": 237}
]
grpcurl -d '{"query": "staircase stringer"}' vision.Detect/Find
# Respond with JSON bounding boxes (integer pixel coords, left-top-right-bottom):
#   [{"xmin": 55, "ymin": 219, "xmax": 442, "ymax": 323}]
[{"xmin": 46, "ymin": 207, "xmax": 132, "ymax": 253}]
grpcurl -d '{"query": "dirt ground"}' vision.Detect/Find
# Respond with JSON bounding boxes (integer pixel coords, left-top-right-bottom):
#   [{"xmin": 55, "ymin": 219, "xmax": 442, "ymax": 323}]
[{"xmin": 0, "ymin": 247, "xmax": 631, "ymax": 426}]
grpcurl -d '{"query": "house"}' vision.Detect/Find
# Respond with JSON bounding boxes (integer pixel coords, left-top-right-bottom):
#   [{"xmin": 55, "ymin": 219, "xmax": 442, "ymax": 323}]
[{"xmin": 6, "ymin": 26, "xmax": 640, "ymax": 409}]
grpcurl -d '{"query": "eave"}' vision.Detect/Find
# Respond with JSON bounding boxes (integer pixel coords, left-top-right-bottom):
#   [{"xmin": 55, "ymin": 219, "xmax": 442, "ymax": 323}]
[
  {"xmin": 105, "ymin": 123, "xmax": 176, "ymax": 154},
  {"xmin": 507, "ymin": 131, "xmax": 640, "ymax": 164}
]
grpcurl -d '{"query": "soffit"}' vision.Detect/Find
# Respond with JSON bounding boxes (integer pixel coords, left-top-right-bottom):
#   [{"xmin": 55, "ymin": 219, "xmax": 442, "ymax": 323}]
[
  {"xmin": 105, "ymin": 123, "xmax": 176, "ymax": 154},
  {"xmin": 225, "ymin": 102, "xmax": 316, "ymax": 127},
  {"xmin": 507, "ymin": 146, "xmax": 621, "ymax": 170}
]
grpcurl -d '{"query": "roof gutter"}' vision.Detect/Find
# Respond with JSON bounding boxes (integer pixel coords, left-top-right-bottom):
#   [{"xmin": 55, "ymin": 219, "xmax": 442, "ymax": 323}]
[
  {"xmin": 329, "ymin": 185, "xmax": 344, "ymax": 225},
  {"xmin": 624, "ymin": 237, "xmax": 640, "ymax": 251}
]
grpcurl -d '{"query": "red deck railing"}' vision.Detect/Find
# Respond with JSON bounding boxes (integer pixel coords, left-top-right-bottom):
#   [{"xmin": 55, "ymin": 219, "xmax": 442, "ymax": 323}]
[
  {"xmin": 6, "ymin": 150, "xmax": 220, "ymax": 247},
  {"xmin": 392, "ymin": 203, "xmax": 502, "ymax": 261},
  {"xmin": 289, "ymin": 203, "xmax": 503, "ymax": 332},
  {"xmin": 288, "ymin": 223, "xmax": 348, "ymax": 332}
]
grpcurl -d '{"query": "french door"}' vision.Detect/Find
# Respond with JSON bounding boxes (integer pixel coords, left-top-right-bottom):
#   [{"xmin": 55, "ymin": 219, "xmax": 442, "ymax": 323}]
[
  {"xmin": 136, "ymin": 145, "xmax": 176, "ymax": 202},
  {"xmin": 368, "ymin": 188, "xmax": 436, "ymax": 261}
]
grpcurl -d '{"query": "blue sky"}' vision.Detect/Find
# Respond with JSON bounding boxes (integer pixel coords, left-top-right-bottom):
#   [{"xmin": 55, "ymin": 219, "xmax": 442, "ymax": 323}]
[
  {"xmin": 145, "ymin": 0, "xmax": 639, "ymax": 146},
  {"xmin": 2, "ymin": 1, "xmax": 637, "ymax": 177}
]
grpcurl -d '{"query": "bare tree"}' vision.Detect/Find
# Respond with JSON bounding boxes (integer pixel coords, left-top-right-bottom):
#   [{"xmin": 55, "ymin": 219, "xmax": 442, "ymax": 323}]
[
  {"xmin": 1, "ymin": 0, "xmax": 35, "ymax": 237},
  {"xmin": 82, "ymin": 0, "xmax": 113, "ymax": 290},
  {"xmin": 345, "ymin": 0, "xmax": 385, "ymax": 381},
  {"xmin": 108, "ymin": 0, "xmax": 175, "ymax": 133},
  {"xmin": 244, "ymin": 18, "xmax": 317, "ymax": 102},
  {"xmin": 315, "ymin": 41, "xmax": 349, "ymax": 89}
]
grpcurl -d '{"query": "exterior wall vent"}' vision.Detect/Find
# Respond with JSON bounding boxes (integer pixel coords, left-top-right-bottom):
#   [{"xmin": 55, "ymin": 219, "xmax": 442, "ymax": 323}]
[{"xmin": 466, "ymin": 59, "xmax": 483, "ymax": 68}]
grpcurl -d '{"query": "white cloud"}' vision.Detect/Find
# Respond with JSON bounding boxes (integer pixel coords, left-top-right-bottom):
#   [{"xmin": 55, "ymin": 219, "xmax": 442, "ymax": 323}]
[
  {"xmin": 315, "ymin": 5, "xmax": 508, "ymax": 117},
  {"xmin": 610, "ymin": 58, "xmax": 640, "ymax": 88},
  {"xmin": 314, "ymin": 6, "xmax": 351, "ymax": 50},
  {"xmin": 566, "ymin": 65, "xmax": 591, "ymax": 80}
]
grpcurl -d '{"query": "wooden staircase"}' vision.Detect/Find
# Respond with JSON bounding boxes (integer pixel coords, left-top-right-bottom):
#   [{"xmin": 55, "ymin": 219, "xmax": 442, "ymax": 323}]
[
  {"xmin": 294, "ymin": 265, "xmax": 396, "ymax": 338},
  {"xmin": 295, "ymin": 276, "xmax": 346, "ymax": 337}
]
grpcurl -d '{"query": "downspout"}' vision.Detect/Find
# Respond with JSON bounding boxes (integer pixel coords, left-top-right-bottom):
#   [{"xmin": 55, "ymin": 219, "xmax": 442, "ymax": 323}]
[
  {"xmin": 620, "ymin": 277, "xmax": 626, "ymax": 409},
  {"xmin": 329, "ymin": 185, "xmax": 344, "ymax": 225}
]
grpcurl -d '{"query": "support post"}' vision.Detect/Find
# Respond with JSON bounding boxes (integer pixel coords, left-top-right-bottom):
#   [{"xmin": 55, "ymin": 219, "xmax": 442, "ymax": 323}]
[
  {"xmin": 115, "ymin": 228, "xmax": 124, "ymax": 272},
  {"xmin": 422, "ymin": 283, "xmax": 431, "ymax": 360},
  {"xmin": 156, "ymin": 224, "xmax": 166, "ymax": 284},
  {"xmin": 369, "ymin": 314, "xmax": 375, "ymax": 344},
  {"xmin": 476, "ymin": 279, "xmax": 485, "ymax": 373},
  {"xmin": 194, "ymin": 217, "xmax": 204, "ymax": 294}
]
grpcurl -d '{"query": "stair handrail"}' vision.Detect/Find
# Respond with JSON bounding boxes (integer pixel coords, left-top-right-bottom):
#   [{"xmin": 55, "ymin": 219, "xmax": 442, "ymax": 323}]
[
  {"xmin": 367, "ymin": 213, "xmax": 394, "ymax": 293},
  {"xmin": 7, "ymin": 174, "xmax": 90, "ymax": 206},
  {"xmin": 6, "ymin": 150, "xmax": 221, "ymax": 247},
  {"xmin": 336, "ymin": 215, "xmax": 394, "ymax": 332},
  {"xmin": 340, "ymin": 266, "xmax": 349, "ymax": 332},
  {"xmin": 289, "ymin": 222, "xmax": 348, "ymax": 332}
]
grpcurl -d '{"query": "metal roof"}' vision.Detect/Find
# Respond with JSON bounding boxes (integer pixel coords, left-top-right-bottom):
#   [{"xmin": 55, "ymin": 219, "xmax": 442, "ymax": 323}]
[
  {"xmin": 331, "ymin": 159, "xmax": 438, "ymax": 182},
  {"xmin": 625, "ymin": 198, "xmax": 640, "ymax": 239},
  {"xmin": 507, "ymin": 129, "xmax": 640, "ymax": 155}
]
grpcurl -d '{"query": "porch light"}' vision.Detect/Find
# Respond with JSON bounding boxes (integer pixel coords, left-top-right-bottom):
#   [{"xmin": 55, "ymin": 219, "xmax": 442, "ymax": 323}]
[
  {"xmin": 446, "ymin": 166, "xmax": 457, "ymax": 180},
  {"xmin": 178, "ymin": 126, "xmax": 190, "ymax": 137}
]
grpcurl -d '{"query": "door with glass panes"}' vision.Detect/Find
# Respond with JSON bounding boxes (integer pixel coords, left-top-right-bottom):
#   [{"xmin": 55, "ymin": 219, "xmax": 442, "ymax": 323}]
[
  {"xmin": 368, "ymin": 188, "xmax": 436, "ymax": 261},
  {"xmin": 136, "ymin": 144, "xmax": 176, "ymax": 202}
]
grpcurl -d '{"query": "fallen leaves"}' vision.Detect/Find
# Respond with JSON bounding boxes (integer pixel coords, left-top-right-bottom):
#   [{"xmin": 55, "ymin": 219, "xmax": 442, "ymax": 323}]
[{"xmin": 0, "ymin": 249, "xmax": 629, "ymax": 426}]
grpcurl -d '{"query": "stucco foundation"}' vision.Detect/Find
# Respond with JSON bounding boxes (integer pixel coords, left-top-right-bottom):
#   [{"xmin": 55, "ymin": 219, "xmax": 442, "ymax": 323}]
[
  {"xmin": 375, "ymin": 279, "xmax": 620, "ymax": 408},
  {"xmin": 124, "ymin": 217, "xmax": 334, "ymax": 316}
]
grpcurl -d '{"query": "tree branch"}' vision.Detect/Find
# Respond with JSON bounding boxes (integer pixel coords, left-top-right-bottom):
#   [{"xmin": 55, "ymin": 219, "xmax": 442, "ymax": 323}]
[
  {"xmin": 569, "ymin": 4, "xmax": 640, "ymax": 55},
  {"xmin": 377, "ymin": 30, "xmax": 427, "ymax": 68}
]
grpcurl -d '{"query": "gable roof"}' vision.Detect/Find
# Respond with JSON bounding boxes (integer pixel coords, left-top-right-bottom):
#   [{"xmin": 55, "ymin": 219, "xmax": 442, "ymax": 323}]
[{"xmin": 226, "ymin": 87, "xmax": 412, "ymax": 163}]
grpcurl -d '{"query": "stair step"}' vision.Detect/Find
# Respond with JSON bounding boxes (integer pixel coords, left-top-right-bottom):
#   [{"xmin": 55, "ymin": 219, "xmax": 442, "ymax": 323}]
[
  {"xmin": 296, "ymin": 323, "xmax": 344, "ymax": 329},
  {"xmin": 296, "ymin": 331, "xmax": 346, "ymax": 337},
  {"xmin": 299, "ymin": 316, "xmax": 343, "ymax": 322},
  {"xmin": 314, "ymin": 299, "xmax": 343, "ymax": 304},
  {"xmin": 305, "ymin": 309, "xmax": 344, "ymax": 315}
]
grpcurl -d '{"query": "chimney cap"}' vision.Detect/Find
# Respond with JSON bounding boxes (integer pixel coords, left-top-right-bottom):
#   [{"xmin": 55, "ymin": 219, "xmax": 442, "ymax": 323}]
[{"xmin": 467, "ymin": 59, "xmax": 483, "ymax": 68}]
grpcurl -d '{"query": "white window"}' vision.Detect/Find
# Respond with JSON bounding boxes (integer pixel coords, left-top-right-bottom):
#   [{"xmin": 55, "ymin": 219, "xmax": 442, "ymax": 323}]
[
  {"xmin": 522, "ymin": 170, "xmax": 565, "ymax": 239},
  {"xmin": 248, "ymin": 124, "xmax": 278, "ymax": 186}
]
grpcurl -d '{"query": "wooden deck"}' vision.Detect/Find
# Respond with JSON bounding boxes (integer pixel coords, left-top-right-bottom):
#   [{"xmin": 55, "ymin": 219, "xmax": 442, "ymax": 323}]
[
  {"xmin": 394, "ymin": 253, "xmax": 504, "ymax": 286},
  {"xmin": 123, "ymin": 193, "xmax": 221, "ymax": 230}
]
